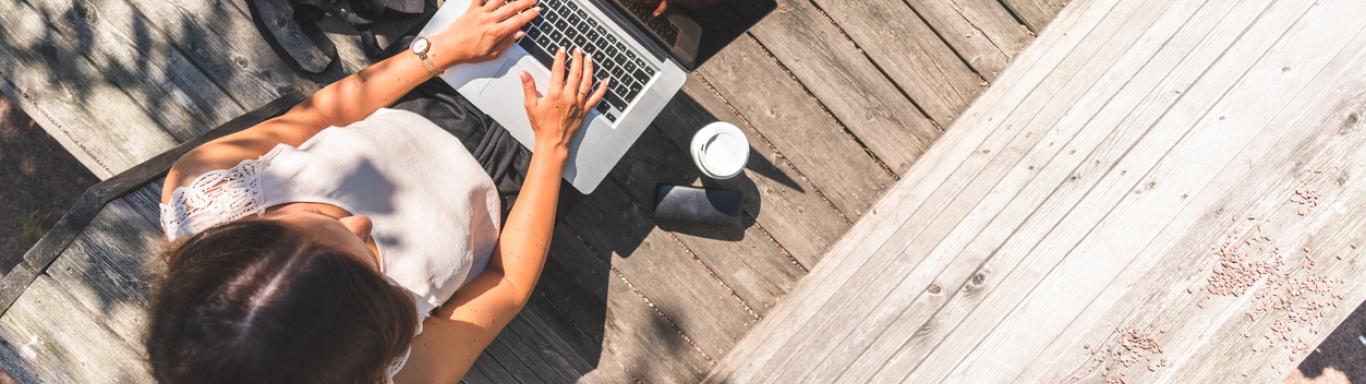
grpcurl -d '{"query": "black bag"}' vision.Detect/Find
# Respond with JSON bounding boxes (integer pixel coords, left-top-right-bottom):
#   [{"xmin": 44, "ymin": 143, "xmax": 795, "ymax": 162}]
[{"xmin": 247, "ymin": 0, "xmax": 434, "ymax": 82}]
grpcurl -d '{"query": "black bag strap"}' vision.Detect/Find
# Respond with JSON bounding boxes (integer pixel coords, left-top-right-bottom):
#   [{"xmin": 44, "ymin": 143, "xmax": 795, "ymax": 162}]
[
  {"xmin": 247, "ymin": 0, "xmax": 342, "ymax": 83},
  {"xmin": 248, "ymin": 0, "xmax": 435, "ymax": 83}
]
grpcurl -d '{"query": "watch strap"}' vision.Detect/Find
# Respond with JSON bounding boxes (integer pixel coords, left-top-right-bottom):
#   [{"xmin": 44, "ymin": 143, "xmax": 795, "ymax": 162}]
[
  {"xmin": 418, "ymin": 54, "xmax": 442, "ymax": 77},
  {"xmin": 412, "ymin": 37, "xmax": 443, "ymax": 77}
]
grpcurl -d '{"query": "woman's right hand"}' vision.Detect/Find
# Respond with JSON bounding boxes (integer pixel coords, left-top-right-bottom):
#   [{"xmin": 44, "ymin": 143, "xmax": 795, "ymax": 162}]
[
  {"xmin": 519, "ymin": 47, "xmax": 609, "ymax": 154},
  {"xmin": 436, "ymin": 0, "xmax": 540, "ymax": 66}
]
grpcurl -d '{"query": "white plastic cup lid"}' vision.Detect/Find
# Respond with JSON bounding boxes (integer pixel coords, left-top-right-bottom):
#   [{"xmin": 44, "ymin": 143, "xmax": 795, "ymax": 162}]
[{"xmin": 691, "ymin": 122, "xmax": 749, "ymax": 179}]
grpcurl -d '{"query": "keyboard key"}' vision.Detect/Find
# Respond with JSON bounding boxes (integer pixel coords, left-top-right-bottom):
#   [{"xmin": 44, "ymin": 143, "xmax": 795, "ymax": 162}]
[{"xmin": 515, "ymin": 0, "xmax": 657, "ymax": 119}]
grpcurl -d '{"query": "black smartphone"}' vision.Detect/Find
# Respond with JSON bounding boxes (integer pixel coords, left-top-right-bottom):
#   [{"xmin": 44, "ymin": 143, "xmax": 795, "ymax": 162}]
[{"xmin": 653, "ymin": 184, "xmax": 743, "ymax": 228}]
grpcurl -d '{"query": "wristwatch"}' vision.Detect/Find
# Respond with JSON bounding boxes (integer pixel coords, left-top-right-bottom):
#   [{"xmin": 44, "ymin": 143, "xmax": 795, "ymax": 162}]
[{"xmin": 410, "ymin": 37, "xmax": 443, "ymax": 77}]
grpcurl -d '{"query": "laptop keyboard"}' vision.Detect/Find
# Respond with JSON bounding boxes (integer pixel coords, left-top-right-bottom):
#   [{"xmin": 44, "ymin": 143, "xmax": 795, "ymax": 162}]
[{"xmin": 519, "ymin": 0, "xmax": 660, "ymax": 122}]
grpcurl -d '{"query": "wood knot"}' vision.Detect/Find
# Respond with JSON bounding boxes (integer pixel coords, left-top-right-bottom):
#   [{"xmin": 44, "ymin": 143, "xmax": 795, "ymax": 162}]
[
  {"xmin": 927, "ymin": 283, "xmax": 943, "ymax": 294},
  {"xmin": 970, "ymin": 272, "xmax": 986, "ymax": 286},
  {"xmin": 1342, "ymin": 111, "xmax": 1361, "ymax": 135},
  {"xmin": 72, "ymin": 2, "xmax": 98, "ymax": 24}
]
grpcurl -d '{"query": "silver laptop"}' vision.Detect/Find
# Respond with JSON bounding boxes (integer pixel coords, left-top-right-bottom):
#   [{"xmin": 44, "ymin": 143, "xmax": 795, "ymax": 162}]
[{"xmin": 418, "ymin": 0, "xmax": 703, "ymax": 193}]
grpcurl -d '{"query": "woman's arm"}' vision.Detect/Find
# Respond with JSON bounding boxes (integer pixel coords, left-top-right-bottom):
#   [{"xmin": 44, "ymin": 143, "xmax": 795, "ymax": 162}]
[
  {"xmin": 395, "ymin": 47, "xmax": 608, "ymax": 384},
  {"xmin": 162, "ymin": 0, "xmax": 541, "ymax": 203}
]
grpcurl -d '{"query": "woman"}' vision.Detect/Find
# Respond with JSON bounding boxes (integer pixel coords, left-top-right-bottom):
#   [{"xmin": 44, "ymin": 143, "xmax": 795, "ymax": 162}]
[{"xmin": 144, "ymin": 0, "xmax": 602, "ymax": 382}]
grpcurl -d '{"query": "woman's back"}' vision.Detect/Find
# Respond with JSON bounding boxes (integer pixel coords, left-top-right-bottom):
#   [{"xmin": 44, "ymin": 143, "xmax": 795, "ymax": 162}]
[{"xmin": 161, "ymin": 108, "xmax": 502, "ymax": 317}]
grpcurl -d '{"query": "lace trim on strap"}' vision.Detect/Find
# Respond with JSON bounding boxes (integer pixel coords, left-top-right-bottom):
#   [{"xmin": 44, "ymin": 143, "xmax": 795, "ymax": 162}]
[{"xmin": 159, "ymin": 156, "xmax": 273, "ymax": 241}]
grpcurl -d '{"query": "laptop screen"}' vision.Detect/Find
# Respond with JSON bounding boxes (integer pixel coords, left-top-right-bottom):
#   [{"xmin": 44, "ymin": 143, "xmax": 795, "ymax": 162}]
[{"xmin": 595, "ymin": 0, "xmax": 698, "ymax": 68}]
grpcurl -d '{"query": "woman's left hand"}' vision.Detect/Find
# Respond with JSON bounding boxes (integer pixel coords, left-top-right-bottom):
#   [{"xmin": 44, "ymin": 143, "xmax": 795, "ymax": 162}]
[
  {"xmin": 520, "ymin": 47, "xmax": 608, "ymax": 154},
  {"xmin": 436, "ymin": 0, "xmax": 541, "ymax": 66}
]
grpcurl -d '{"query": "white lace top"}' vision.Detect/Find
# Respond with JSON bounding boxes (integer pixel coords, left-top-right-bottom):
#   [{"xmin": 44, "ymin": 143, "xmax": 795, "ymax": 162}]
[{"xmin": 159, "ymin": 108, "xmax": 501, "ymax": 382}]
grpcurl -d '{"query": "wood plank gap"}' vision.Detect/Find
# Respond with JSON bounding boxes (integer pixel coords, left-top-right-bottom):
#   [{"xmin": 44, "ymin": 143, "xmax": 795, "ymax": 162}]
[
  {"xmin": 607, "ymin": 265, "xmax": 716, "ymax": 365},
  {"xmin": 15, "ymin": 0, "xmax": 228, "ymax": 139},
  {"xmin": 555, "ymin": 223, "xmax": 719, "ymax": 363},
  {"xmin": 661, "ymin": 229, "xmax": 763, "ymax": 320},
  {"xmin": 602, "ymin": 177, "xmax": 762, "ymax": 320},
  {"xmin": 0, "ymin": 73, "xmax": 116, "ymax": 177},
  {"xmin": 748, "ymin": 1, "xmax": 1175, "ymax": 379},
  {"xmin": 914, "ymin": 3, "xmax": 1344, "ymax": 380},
  {"xmin": 852, "ymin": 0, "xmax": 1267, "ymax": 377},
  {"xmin": 702, "ymin": 1, "xmax": 1117, "ymax": 380},
  {"xmin": 732, "ymin": 31, "xmax": 901, "ymax": 180},
  {"xmin": 749, "ymin": 219, "xmax": 811, "ymax": 274},
  {"xmin": 796, "ymin": 0, "xmax": 961, "ymax": 134},
  {"xmin": 691, "ymin": 73, "xmax": 853, "ymax": 224},
  {"xmin": 923, "ymin": 0, "xmax": 1022, "ymax": 73},
  {"xmin": 830, "ymin": 1, "xmax": 1250, "ymax": 380},
  {"xmin": 996, "ymin": 0, "xmax": 1041, "ymax": 35},
  {"xmin": 998, "ymin": 14, "xmax": 1366, "ymax": 382},
  {"xmin": 94, "ymin": 0, "xmax": 255, "ymax": 113},
  {"xmin": 894, "ymin": 0, "xmax": 998, "ymax": 87}
]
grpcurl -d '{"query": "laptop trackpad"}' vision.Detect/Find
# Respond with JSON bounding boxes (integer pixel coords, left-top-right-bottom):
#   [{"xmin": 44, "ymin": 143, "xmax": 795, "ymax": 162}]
[
  {"xmin": 476, "ymin": 56, "xmax": 549, "ymax": 147},
  {"xmin": 484, "ymin": 55, "xmax": 552, "ymax": 96},
  {"xmin": 440, "ymin": 56, "xmax": 506, "ymax": 96}
]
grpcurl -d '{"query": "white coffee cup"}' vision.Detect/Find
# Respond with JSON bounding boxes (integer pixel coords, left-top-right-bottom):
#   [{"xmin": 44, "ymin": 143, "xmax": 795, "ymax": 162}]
[{"xmin": 691, "ymin": 122, "xmax": 750, "ymax": 179}]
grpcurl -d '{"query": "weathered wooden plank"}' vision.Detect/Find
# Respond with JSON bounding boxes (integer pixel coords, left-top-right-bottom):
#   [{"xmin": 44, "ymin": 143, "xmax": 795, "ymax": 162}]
[
  {"xmin": 458, "ymin": 359, "xmax": 499, "ymax": 384},
  {"xmin": 516, "ymin": 290, "xmax": 605, "ymax": 376},
  {"xmin": 720, "ymin": 0, "xmax": 957, "ymax": 172},
  {"xmin": 124, "ymin": 0, "xmax": 315, "ymax": 107},
  {"xmin": 42, "ymin": 185, "xmax": 165, "ymax": 349},
  {"xmin": 726, "ymin": 0, "xmax": 1173, "ymax": 379},
  {"xmin": 1002, "ymin": 0, "xmax": 1071, "ymax": 33},
  {"xmin": 828, "ymin": 0, "xmax": 1263, "ymax": 381},
  {"xmin": 904, "ymin": 0, "xmax": 1034, "ymax": 80},
  {"xmin": 703, "ymin": 0, "xmax": 1113, "ymax": 380},
  {"xmin": 659, "ymin": 78, "xmax": 850, "ymax": 267},
  {"xmin": 1020, "ymin": 50, "xmax": 1366, "ymax": 383},
  {"xmin": 0, "ymin": 0, "xmax": 179, "ymax": 177},
  {"xmin": 561, "ymin": 182, "xmax": 755, "ymax": 358},
  {"xmin": 481, "ymin": 305, "xmax": 598, "ymax": 383},
  {"xmin": 507, "ymin": 301, "xmax": 598, "ymax": 378},
  {"xmin": 0, "ymin": 92, "xmax": 299, "ymax": 314},
  {"xmin": 0, "ymin": 341, "xmax": 40, "ymax": 384},
  {"xmin": 912, "ymin": 2, "xmax": 1363, "ymax": 381},
  {"xmin": 0, "ymin": 277, "xmax": 154, "ymax": 383},
  {"xmin": 542, "ymin": 225, "xmax": 712, "ymax": 383},
  {"xmin": 466, "ymin": 347, "xmax": 526, "ymax": 384},
  {"xmin": 787, "ymin": 0, "xmax": 985, "ymax": 129},
  {"xmin": 693, "ymin": 37, "xmax": 894, "ymax": 218},
  {"xmin": 24, "ymin": 0, "xmax": 243, "ymax": 139}
]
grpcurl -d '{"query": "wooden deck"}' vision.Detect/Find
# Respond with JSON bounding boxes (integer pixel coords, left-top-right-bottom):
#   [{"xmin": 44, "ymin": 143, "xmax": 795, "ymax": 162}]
[
  {"xmin": 707, "ymin": 0, "xmax": 1366, "ymax": 382},
  {"xmin": 0, "ymin": 0, "xmax": 1068, "ymax": 382}
]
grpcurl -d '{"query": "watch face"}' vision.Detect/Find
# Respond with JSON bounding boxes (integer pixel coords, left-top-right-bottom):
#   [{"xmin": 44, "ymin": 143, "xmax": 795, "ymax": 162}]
[{"xmin": 412, "ymin": 38, "xmax": 430, "ymax": 54}]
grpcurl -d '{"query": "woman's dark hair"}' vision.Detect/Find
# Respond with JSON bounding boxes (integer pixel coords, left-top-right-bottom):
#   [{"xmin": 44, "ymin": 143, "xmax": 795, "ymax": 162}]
[{"xmin": 146, "ymin": 219, "xmax": 417, "ymax": 384}]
